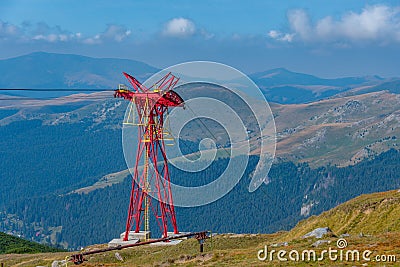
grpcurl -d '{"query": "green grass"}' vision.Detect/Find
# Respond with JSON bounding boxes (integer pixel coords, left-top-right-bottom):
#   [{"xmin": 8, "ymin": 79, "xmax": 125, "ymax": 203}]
[
  {"xmin": 2, "ymin": 189, "xmax": 400, "ymax": 266},
  {"xmin": 0, "ymin": 232, "xmax": 64, "ymax": 254},
  {"xmin": 1, "ymin": 232, "xmax": 400, "ymax": 266},
  {"xmin": 280, "ymin": 189, "xmax": 400, "ymax": 241},
  {"xmin": 274, "ymin": 91, "xmax": 400, "ymax": 167}
]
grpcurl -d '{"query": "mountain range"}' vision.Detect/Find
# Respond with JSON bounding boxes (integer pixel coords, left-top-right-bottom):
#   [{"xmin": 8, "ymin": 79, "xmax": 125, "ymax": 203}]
[
  {"xmin": 0, "ymin": 52, "xmax": 400, "ymax": 250},
  {"xmin": 0, "ymin": 52, "xmax": 157, "ymax": 97},
  {"xmin": 1, "ymin": 52, "xmax": 398, "ymax": 103}
]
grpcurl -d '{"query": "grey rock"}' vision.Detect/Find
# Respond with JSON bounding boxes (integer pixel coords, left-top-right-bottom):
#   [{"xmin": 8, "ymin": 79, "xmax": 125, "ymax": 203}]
[
  {"xmin": 51, "ymin": 260, "xmax": 66, "ymax": 267},
  {"xmin": 359, "ymin": 232, "xmax": 371, "ymax": 237},
  {"xmin": 271, "ymin": 242, "xmax": 288, "ymax": 247},
  {"xmin": 302, "ymin": 227, "xmax": 335, "ymax": 239},
  {"xmin": 115, "ymin": 252, "xmax": 124, "ymax": 261}
]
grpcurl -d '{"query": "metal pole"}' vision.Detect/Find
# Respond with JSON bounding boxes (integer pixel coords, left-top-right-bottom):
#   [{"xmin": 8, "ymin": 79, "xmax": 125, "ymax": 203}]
[
  {"xmin": 144, "ymin": 123, "xmax": 149, "ymax": 241},
  {"xmin": 70, "ymin": 231, "xmax": 210, "ymax": 264}
]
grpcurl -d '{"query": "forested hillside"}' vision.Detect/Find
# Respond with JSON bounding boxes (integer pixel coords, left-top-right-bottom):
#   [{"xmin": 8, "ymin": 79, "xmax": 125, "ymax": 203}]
[
  {"xmin": 0, "ymin": 72, "xmax": 399, "ymax": 250},
  {"xmin": 3, "ymin": 150, "xmax": 400, "ymax": 249},
  {"xmin": 0, "ymin": 232, "xmax": 64, "ymax": 254}
]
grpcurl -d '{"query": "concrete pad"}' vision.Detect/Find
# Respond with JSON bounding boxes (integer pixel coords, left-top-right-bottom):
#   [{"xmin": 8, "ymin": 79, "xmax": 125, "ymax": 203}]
[
  {"xmin": 120, "ymin": 231, "xmax": 151, "ymax": 241},
  {"xmin": 149, "ymin": 239, "xmax": 183, "ymax": 246},
  {"xmin": 108, "ymin": 238, "xmax": 139, "ymax": 248}
]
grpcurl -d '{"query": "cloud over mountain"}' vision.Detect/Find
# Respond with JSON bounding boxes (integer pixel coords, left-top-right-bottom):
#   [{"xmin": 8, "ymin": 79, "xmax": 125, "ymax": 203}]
[
  {"xmin": 162, "ymin": 18, "xmax": 196, "ymax": 37},
  {"xmin": 0, "ymin": 20, "xmax": 131, "ymax": 44},
  {"xmin": 269, "ymin": 5, "xmax": 400, "ymax": 44},
  {"xmin": 83, "ymin": 24, "xmax": 131, "ymax": 44}
]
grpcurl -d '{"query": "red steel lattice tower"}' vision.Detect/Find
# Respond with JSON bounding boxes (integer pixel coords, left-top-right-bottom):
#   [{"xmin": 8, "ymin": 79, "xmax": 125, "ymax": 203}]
[{"xmin": 114, "ymin": 72, "xmax": 183, "ymax": 241}]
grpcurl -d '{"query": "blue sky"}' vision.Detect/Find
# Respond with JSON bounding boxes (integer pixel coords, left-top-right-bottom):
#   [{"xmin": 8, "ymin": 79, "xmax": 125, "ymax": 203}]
[{"xmin": 1, "ymin": 0, "xmax": 400, "ymax": 77}]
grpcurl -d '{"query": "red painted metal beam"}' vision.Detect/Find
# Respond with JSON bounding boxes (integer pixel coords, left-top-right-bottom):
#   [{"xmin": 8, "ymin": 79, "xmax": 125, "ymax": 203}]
[{"xmin": 114, "ymin": 72, "xmax": 183, "ymax": 243}]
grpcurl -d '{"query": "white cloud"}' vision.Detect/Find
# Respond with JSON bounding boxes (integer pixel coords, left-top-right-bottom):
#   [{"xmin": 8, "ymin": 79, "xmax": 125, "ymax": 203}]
[
  {"xmin": 100, "ymin": 24, "xmax": 131, "ymax": 42},
  {"xmin": 269, "ymin": 5, "xmax": 400, "ymax": 44},
  {"xmin": 287, "ymin": 9, "xmax": 312, "ymax": 41},
  {"xmin": 163, "ymin": 18, "xmax": 196, "ymax": 37},
  {"xmin": 28, "ymin": 22, "xmax": 79, "ymax": 42},
  {"xmin": 0, "ymin": 20, "xmax": 21, "ymax": 40},
  {"xmin": 268, "ymin": 30, "xmax": 294, "ymax": 42},
  {"xmin": 83, "ymin": 24, "xmax": 131, "ymax": 44},
  {"xmin": 199, "ymin": 28, "xmax": 214, "ymax": 40},
  {"xmin": 32, "ymin": 32, "xmax": 82, "ymax": 43},
  {"xmin": 0, "ymin": 20, "xmax": 131, "ymax": 44},
  {"xmin": 0, "ymin": 20, "xmax": 81, "ymax": 43}
]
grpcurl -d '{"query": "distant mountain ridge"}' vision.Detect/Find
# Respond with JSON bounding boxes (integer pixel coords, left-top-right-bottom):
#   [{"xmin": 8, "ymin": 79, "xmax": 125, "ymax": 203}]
[
  {"xmin": 0, "ymin": 52, "xmax": 158, "ymax": 97},
  {"xmin": 250, "ymin": 68, "xmax": 389, "ymax": 103},
  {"xmin": 0, "ymin": 81, "xmax": 399, "ymax": 248},
  {"xmin": 1, "ymin": 52, "xmax": 398, "ymax": 103},
  {"xmin": 1, "ymin": 84, "xmax": 399, "ymax": 167},
  {"xmin": 249, "ymin": 67, "xmax": 382, "ymax": 87}
]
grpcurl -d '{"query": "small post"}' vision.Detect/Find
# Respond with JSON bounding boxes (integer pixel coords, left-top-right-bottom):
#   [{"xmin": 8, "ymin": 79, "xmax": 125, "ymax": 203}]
[
  {"xmin": 1, "ymin": 262, "xmax": 4, "ymax": 267},
  {"xmin": 195, "ymin": 231, "xmax": 209, "ymax": 253},
  {"xmin": 198, "ymin": 238, "xmax": 205, "ymax": 253}
]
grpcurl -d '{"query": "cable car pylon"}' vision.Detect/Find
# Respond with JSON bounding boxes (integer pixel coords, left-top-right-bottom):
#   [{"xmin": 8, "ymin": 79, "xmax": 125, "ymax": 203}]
[{"xmin": 114, "ymin": 72, "xmax": 184, "ymax": 241}]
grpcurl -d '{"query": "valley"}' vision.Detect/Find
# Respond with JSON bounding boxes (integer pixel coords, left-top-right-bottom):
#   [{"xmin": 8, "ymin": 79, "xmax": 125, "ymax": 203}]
[
  {"xmin": 2, "ymin": 0, "xmax": 400, "ymax": 265},
  {"xmin": 0, "ymin": 52, "xmax": 399, "ymax": 260}
]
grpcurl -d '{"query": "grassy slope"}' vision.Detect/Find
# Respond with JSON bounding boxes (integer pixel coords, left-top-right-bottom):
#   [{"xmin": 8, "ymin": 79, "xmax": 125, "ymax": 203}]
[
  {"xmin": 280, "ymin": 189, "xmax": 400, "ymax": 241},
  {"xmin": 76, "ymin": 91, "xmax": 400, "ymax": 197},
  {"xmin": 2, "ymin": 233, "xmax": 399, "ymax": 266},
  {"xmin": 0, "ymin": 232, "xmax": 63, "ymax": 254},
  {"xmin": 2, "ymin": 189, "xmax": 400, "ymax": 266},
  {"xmin": 272, "ymin": 91, "xmax": 400, "ymax": 166}
]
